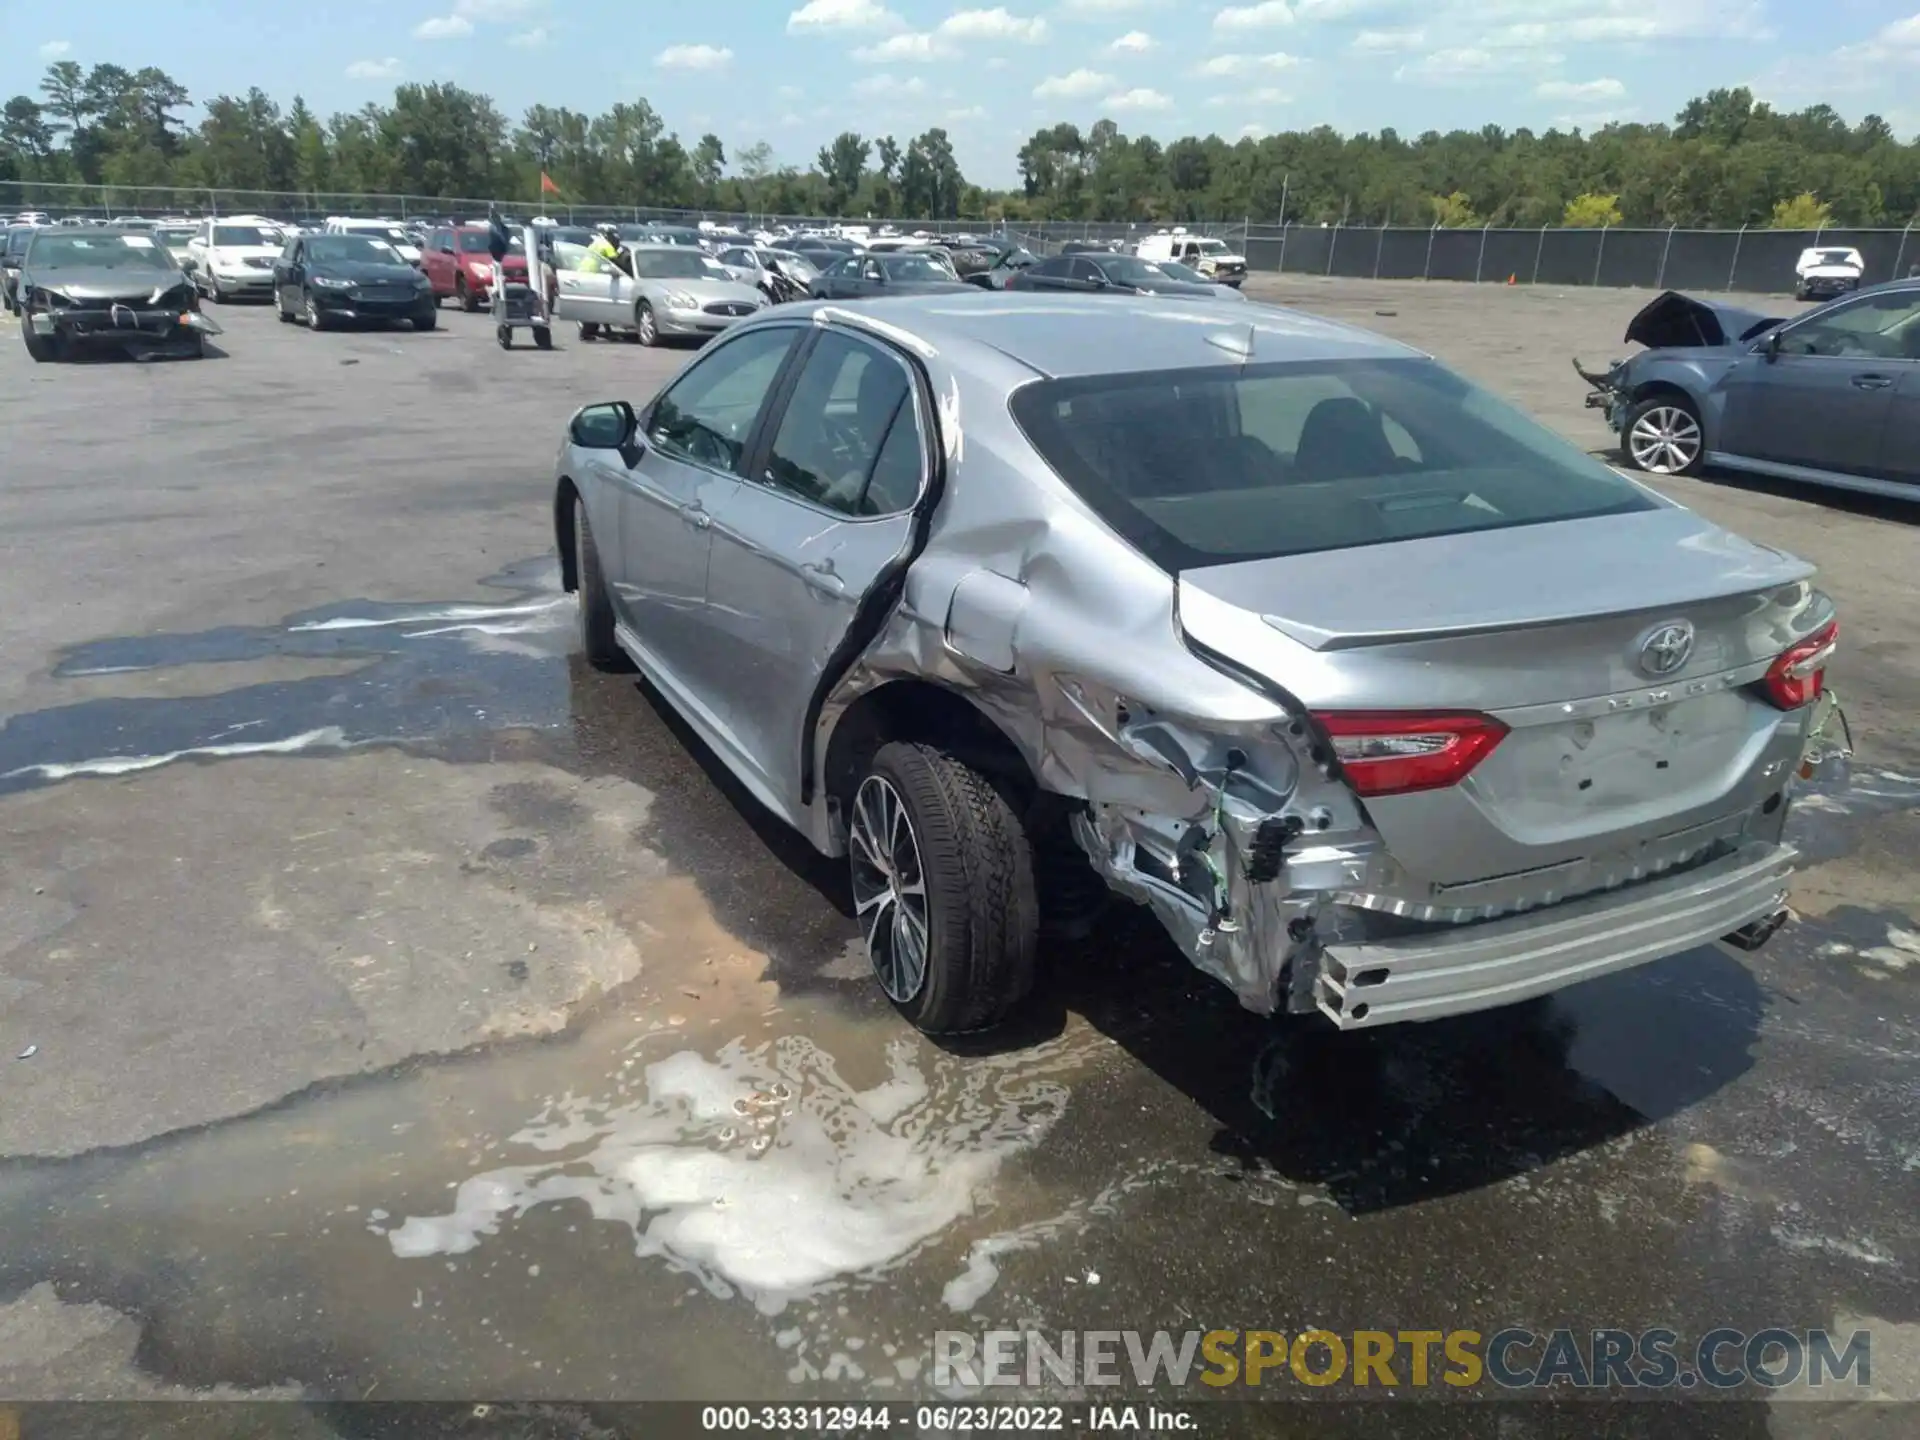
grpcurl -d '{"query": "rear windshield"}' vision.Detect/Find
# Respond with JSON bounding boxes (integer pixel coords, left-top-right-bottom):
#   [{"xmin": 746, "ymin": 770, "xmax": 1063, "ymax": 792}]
[{"xmin": 1008, "ymin": 358, "xmax": 1659, "ymax": 570}]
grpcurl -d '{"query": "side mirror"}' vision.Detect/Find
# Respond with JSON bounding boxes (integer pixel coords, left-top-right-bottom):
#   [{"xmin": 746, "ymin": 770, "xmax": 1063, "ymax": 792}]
[
  {"xmin": 1763, "ymin": 329, "xmax": 1783, "ymax": 362},
  {"xmin": 570, "ymin": 400, "xmax": 639, "ymax": 452}
]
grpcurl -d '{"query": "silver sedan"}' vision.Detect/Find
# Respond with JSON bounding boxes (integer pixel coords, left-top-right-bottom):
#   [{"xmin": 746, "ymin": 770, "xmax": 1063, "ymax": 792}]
[
  {"xmin": 551, "ymin": 242, "xmax": 766, "ymax": 346},
  {"xmin": 552, "ymin": 293, "xmax": 1844, "ymax": 1035}
]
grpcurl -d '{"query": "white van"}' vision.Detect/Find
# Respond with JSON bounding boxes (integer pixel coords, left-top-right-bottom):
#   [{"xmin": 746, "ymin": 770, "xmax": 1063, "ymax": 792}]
[
  {"xmin": 1134, "ymin": 227, "xmax": 1248, "ymax": 287},
  {"xmin": 323, "ymin": 217, "xmax": 423, "ymax": 266}
]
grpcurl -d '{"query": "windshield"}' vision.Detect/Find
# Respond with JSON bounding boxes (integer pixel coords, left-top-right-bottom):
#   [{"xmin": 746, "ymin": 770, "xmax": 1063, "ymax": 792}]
[
  {"xmin": 459, "ymin": 232, "xmax": 523, "ymax": 253},
  {"xmin": 768, "ymin": 250, "xmax": 818, "ymax": 279},
  {"xmin": 26, "ymin": 232, "xmax": 177, "ymax": 271},
  {"xmin": 1100, "ymin": 257, "xmax": 1180, "ymax": 285},
  {"xmin": 214, "ymin": 225, "xmax": 281, "ymax": 247},
  {"xmin": 631, "ymin": 248, "xmax": 713, "ymax": 279},
  {"xmin": 155, "ymin": 227, "xmax": 198, "ymax": 248},
  {"xmin": 342, "ymin": 225, "xmax": 410, "ymax": 245},
  {"xmin": 1157, "ymin": 259, "xmax": 1210, "ymax": 284},
  {"xmin": 308, "ymin": 235, "xmax": 404, "ymax": 265},
  {"xmin": 1009, "ymin": 357, "xmax": 1658, "ymax": 571},
  {"xmin": 879, "ymin": 253, "xmax": 955, "ymax": 282},
  {"xmin": 1191, "ymin": 238, "xmax": 1229, "ymax": 255}
]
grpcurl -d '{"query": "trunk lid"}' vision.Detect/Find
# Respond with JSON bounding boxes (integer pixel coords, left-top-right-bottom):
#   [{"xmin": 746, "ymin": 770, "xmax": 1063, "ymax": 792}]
[{"xmin": 1178, "ymin": 508, "xmax": 1824, "ymax": 888}]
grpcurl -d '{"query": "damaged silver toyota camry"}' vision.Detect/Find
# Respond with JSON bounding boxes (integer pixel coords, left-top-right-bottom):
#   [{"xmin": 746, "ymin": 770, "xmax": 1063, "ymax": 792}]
[{"xmin": 553, "ymin": 293, "xmax": 1849, "ymax": 1035}]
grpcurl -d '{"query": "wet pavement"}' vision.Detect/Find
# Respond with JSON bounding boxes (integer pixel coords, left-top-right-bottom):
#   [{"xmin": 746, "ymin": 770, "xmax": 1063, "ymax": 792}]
[{"xmin": 2, "ymin": 293, "xmax": 1918, "ymax": 1430}]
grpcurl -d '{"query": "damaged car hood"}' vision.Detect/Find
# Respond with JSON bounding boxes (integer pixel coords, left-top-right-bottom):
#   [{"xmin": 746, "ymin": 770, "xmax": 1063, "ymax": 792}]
[
  {"xmin": 29, "ymin": 267, "xmax": 191, "ymax": 302},
  {"xmin": 1624, "ymin": 291, "xmax": 1783, "ymax": 350}
]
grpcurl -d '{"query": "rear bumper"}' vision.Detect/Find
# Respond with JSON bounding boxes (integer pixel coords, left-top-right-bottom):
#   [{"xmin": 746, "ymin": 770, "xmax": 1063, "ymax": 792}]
[{"xmin": 1313, "ymin": 842, "xmax": 1795, "ymax": 1029}]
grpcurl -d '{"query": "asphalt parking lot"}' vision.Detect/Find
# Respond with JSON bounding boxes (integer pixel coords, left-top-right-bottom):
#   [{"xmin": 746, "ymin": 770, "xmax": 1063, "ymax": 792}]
[{"xmin": 2, "ymin": 281, "xmax": 1918, "ymax": 1429}]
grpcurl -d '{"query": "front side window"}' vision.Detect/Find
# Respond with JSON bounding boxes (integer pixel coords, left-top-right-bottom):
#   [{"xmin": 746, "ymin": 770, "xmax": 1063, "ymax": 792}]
[
  {"xmin": 1009, "ymin": 357, "xmax": 1660, "ymax": 571},
  {"xmin": 1777, "ymin": 290, "xmax": 1920, "ymax": 360},
  {"xmin": 763, "ymin": 332, "xmax": 917, "ymax": 515},
  {"xmin": 646, "ymin": 327, "xmax": 798, "ymax": 472}
]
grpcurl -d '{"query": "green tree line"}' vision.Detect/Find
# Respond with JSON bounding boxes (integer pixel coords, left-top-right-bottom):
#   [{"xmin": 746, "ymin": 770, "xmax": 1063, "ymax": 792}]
[{"xmin": 4, "ymin": 62, "xmax": 1917, "ymax": 229}]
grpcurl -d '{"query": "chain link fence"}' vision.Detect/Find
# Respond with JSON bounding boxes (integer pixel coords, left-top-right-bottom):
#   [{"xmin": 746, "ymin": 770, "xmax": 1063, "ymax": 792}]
[{"xmin": 1243, "ymin": 223, "xmax": 1920, "ymax": 296}]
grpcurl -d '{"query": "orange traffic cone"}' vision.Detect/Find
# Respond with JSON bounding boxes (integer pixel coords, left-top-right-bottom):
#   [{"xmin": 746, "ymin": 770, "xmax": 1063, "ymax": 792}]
[{"xmin": 1507, "ymin": 273, "xmax": 1517, "ymax": 285}]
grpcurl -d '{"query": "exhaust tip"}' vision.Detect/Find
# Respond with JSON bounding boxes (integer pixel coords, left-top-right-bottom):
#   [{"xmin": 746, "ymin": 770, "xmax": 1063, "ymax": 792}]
[{"xmin": 1722, "ymin": 908, "xmax": 1790, "ymax": 953}]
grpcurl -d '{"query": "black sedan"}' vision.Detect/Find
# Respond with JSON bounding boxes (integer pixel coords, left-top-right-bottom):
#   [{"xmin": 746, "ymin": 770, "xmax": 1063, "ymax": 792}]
[
  {"xmin": 809, "ymin": 251, "xmax": 977, "ymax": 300},
  {"xmin": 15, "ymin": 227, "xmax": 221, "ymax": 361},
  {"xmin": 1010, "ymin": 252, "xmax": 1245, "ymax": 300},
  {"xmin": 274, "ymin": 232, "xmax": 436, "ymax": 331}
]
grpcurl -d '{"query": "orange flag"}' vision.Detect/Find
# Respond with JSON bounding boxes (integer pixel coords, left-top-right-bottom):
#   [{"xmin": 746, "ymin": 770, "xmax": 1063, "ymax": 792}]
[{"xmin": 540, "ymin": 171, "xmax": 560, "ymax": 195}]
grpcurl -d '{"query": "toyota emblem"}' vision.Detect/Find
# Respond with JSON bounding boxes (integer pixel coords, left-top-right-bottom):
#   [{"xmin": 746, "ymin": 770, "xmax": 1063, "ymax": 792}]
[{"xmin": 1636, "ymin": 621, "xmax": 1695, "ymax": 677}]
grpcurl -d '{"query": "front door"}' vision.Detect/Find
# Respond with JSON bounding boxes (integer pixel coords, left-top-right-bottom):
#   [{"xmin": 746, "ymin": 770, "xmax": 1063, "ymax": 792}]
[
  {"xmin": 613, "ymin": 324, "xmax": 804, "ymax": 702},
  {"xmin": 700, "ymin": 328, "xmax": 928, "ymax": 814},
  {"xmin": 554, "ymin": 253, "xmax": 614, "ymax": 324},
  {"xmin": 1719, "ymin": 290, "xmax": 1920, "ymax": 475},
  {"xmin": 1879, "ymin": 364, "xmax": 1920, "ymax": 484}
]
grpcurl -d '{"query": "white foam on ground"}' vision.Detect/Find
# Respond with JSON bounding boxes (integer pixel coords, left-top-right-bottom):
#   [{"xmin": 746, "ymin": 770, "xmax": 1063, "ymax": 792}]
[
  {"xmin": 2, "ymin": 727, "xmax": 349, "ymax": 783},
  {"xmin": 384, "ymin": 1033, "xmax": 1085, "ymax": 1314},
  {"xmin": 289, "ymin": 600, "xmax": 566, "ymax": 633}
]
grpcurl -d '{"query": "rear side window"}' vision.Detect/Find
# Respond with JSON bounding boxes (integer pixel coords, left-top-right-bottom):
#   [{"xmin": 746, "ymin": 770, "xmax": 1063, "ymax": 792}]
[
  {"xmin": 763, "ymin": 332, "xmax": 915, "ymax": 515},
  {"xmin": 1008, "ymin": 358, "xmax": 1659, "ymax": 571}
]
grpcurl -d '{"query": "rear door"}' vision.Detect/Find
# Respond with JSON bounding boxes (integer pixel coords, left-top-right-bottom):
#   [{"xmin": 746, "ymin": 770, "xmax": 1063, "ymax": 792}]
[
  {"xmin": 554, "ymin": 245, "xmax": 613, "ymax": 322},
  {"xmin": 1878, "ymin": 362, "xmax": 1920, "ymax": 485},
  {"xmin": 698, "ymin": 328, "xmax": 929, "ymax": 814}
]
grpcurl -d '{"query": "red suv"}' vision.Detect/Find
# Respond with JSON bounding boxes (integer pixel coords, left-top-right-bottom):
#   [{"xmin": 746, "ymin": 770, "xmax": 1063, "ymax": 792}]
[{"xmin": 422, "ymin": 225, "xmax": 528, "ymax": 311}]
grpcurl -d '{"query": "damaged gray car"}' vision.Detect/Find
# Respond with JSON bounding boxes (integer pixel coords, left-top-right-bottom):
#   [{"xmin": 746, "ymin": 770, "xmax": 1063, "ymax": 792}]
[
  {"xmin": 1577, "ymin": 282, "xmax": 1920, "ymax": 501},
  {"xmin": 556, "ymin": 293, "xmax": 1849, "ymax": 1035}
]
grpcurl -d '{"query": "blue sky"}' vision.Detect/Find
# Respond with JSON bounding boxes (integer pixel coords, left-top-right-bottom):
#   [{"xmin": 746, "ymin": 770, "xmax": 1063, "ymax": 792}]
[{"xmin": 11, "ymin": 0, "xmax": 1920, "ymax": 188}]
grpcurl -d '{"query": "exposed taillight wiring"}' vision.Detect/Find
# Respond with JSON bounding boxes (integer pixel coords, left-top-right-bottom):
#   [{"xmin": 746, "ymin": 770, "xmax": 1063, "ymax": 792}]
[{"xmin": 1762, "ymin": 619, "xmax": 1838, "ymax": 710}]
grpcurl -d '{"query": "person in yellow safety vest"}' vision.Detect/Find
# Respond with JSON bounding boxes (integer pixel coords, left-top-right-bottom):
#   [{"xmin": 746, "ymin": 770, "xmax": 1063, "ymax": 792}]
[{"xmin": 580, "ymin": 223, "xmax": 621, "ymax": 274}]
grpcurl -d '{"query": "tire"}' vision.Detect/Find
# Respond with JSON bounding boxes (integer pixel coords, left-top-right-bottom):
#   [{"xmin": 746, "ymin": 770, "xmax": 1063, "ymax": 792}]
[
  {"xmin": 849, "ymin": 741, "xmax": 1039, "ymax": 1034},
  {"xmin": 533, "ymin": 326, "xmax": 552, "ymax": 350},
  {"xmin": 496, "ymin": 324, "xmax": 512, "ymax": 349},
  {"xmin": 579, "ymin": 322, "xmax": 599, "ymax": 341},
  {"xmin": 304, "ymin": 294, "xmax": 329, "ymax": 331},
  {"xmin": 1621, "ymin": 395, "xmax": 1704, "ymax": 477},
  {"xmin": 634, "ymin": 300, "xmax": 658, "ymax": 347},
  {"xmin": 210, "ymin": 280, "xmax": 227, "ymax": 304},
  {"xmin": 22, "ymin": 325, "xmax": 57, "ymax": 363},
  {"xmin": 413, "ymin": 309, "xmax": 437, "ymax": 332},
  {"xmin": 573, "ymin": 496, "xmax": 622, "ymax": 669},
  {"xmin": 276, "ymin": 295, "xmax": 293, "ymax": 323},
  {"xmin": 457, "ymin": 275, "xmax": 476, "ymax": 313}
]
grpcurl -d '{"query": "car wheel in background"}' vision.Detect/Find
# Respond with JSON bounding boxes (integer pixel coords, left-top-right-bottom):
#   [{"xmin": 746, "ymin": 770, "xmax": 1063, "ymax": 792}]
[
  {"xmin": 303, "ymin": 295, "xmax": 329, "ymax": 331},
  {"xmin": 573, "ymin": 496, "xmax": 622, "ymax": 670},
  {"xmin": 634, "ymin": 301, "xmax": 657, "ymax": 347},
  {"xmin": 1622, "ymin": 395, "xmax": 1704, "ymax": 476},
  {"xmin": 276, "ymin": 294, "xmax": 294, "ymax": 323},
  {"xmin": 413, "ymin": 309, "xmax": 437, "ymax": 332},
  {"xmin": 579, "ymin": 322, "xmax": 600, "ymax": 341},
  {"xmin": 849, "ymin": 741, "xmax": 1039, "ymax": 1035},
  {"xmin": 533, "ymin": 326, "xmax": 552, "ymax": 350},
  {"xmin": 22, "ymin": 325, "xmax": 58, "ymax": 363},
  {"xmin": 457, "ymin": 275, "xmax": 476, "ymax": 313},
  {"xmin": 210, "ymin": 279, "xmax": 227, "ymax": 304}
]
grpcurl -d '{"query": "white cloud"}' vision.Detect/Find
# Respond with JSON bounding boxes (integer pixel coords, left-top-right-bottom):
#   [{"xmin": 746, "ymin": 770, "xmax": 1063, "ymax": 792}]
[
  {"xmin": 507, "ymin": 26, "xmax": 548, "ymax": 46},
  {"xmin": 1193, "ymin": 51, "xmax": 1300, "ymax": 75},
  {"xmin": 1060, "ymin": 0, "xmax": 1151, "ymax": 11},
  {"xmin": 1206, "ymin": 86, "xmax": 1292, "ymax": 106},
  {"xmin": 947, "ymin": 105, "xmax": 989, "ymax": 121},
  {"xmin": 454, "ymin": 0, "xmax": 539, "ymax": 17},
  {"xmin": 1105, "ymin": 87, "xmax": 1172, "ymax": 110},
  {"xmin": 1214, "ymin": 1, "xmax": 1294, "ymax": 31},
  {"xmin": 940, "ymin": 7, "xmax": 1047, "ymax": 40},
  {"xmin": 1880, "ymin": 13, "xmax": 1920, "ymax": 47},
  {"xmin": 346, "ymin": 57, "xmax": 403, "ymax": 79},
  {"xmin": 1034, "ymin": 67, "xmax": 1115, "ymax": 98},
  {"xmin": 37, "ymin": 40, "xmax": 70, "ymax": 59},
  {"xmin": 656, "ymin": 43, "xmax": 733, "ymax": 69},
  {"xmin": 1351, "ymin": 27, "xmax": 1424, "ymax": 51},
  {"xmin": 413, "ymin": 15, "xmax": 474, "ymax": 39},
  {"xmin": 1240, "ymin": 123, "xmax": 1268, "ymax": 139},
  {"xmin": 1293, "ymin": 0, "xmax": 1397, "ymax": 15},
  {"xmin": 778, "ymin": 84, "xmax": 805, "ymax": 98},
  {"xmin": 1110, "ymin": 29, "xmax": 1155, "ymax": 52},
  {"xmin": 855, "ymin": 32, "xmax": 950, "ymax": 60},
  {"xmin": 1396, "ymin": 45, "xmax": 1561, "ymax": 80},
  {"xmin": 1536, "ymin": 77, "xmax": 1625, "ymax": 101},
  {"xmin": 853, "ymin": 72, "xmax": 929, "ymax": 95},
  {"xmin": 787, "ymin": 0, "xmax": 903, "ymax": 30}
]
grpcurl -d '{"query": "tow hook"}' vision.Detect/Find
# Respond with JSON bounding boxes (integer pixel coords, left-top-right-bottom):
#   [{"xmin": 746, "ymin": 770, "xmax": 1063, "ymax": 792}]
[{"xmin": 1722, "ymin": 909, "xmax": 1790, "ymax": 952}]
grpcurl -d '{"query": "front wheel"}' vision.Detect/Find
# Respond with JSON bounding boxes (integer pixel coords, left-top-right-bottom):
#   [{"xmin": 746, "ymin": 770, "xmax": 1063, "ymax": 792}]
[
  {"xmin": 634, "ymin": 301, "xmax": 658, "ymax": 347},
  {"xmin": 413, "ymin": 309, "xmax": 437, "ymax": 332},
  {"xmin": 1622, "ymin": 395, "xmax": 1704, "ymax": 476},
  {"xmin": 22, "ymin": 325, "xmax": 57, "ymax": 363},
  {"xmin": 304, "ymin": 295, "xmax": 329, "ymax": 331},
  {"xmin": 457, "ymin": 276, "xmax": 477, "ymax": 313},
  {"xmin": 496, "ymin": 324, "xmax": 512, "ymax": 349},
  {"xmin": 849, "ymin": 742, "xmax": 1039, "ymax": 1034},
  {"xmin": 573, "ymin": 496, "xmax": 622, "ymax": 669}
]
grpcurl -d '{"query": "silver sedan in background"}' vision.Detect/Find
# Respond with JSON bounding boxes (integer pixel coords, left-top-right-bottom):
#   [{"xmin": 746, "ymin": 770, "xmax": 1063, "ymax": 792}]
[
  {"xmin": 551, "ymin": 242, "xmax": 766, "ymax": 346},
  {"xmin": 553, "ymin": 293, "xmax": 1844, "ymax": 1036}
]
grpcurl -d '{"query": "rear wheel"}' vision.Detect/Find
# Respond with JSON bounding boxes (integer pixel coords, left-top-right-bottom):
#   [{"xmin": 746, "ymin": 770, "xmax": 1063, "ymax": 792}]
[
  {"xmin": 634, "ymin": 301, "xmax": 658, "ymax": 347},
  {"xmin": 849, "ymin": 742, "xmax": 1038, "ymax": 1034},
  {"xmin": 573, "ymin": 496, "xmax": 622, "ymax": 669},
  {"xmin": 1622, "ymin": 396, "xmax": 1704, "ymax": 476}
]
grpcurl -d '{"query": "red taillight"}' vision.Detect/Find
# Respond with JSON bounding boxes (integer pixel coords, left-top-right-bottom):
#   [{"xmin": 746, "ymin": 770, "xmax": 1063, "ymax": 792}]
[
  {"xmin": 1312, "ymin": 711, "xmax": 1509, "ymax": 797},
  {"xmin": 1762, "ymin": 619, "xmax": 1837, "ymax": 710}
]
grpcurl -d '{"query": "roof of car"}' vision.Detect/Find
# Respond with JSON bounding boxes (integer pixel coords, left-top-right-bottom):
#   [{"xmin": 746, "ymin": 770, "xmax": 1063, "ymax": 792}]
[{"xmin": 804, "ymin": 291, "xmax": 1421, "ymax": 379}]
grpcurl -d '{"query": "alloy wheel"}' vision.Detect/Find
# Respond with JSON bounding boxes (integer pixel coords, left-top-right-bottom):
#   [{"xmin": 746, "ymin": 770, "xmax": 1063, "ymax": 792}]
[
  {"xmin": 849, "ymin": 775, "xmax": 931, "ymax": 1004},
  {"xmin": 1627, "ymin": 405, "xmax": 1701, "ymax": 474}
]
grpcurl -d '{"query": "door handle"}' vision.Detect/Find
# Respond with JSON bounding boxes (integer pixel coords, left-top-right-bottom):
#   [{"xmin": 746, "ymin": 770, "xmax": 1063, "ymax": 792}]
[
  {"xmin": 682, "ymin": 503, "xmax": 712, "ymax": 531},
  {"xmin": 1850, "ymin": 374, "xmax": 1893, "ymax": 390},
  {"xmin": 799, "ymin": 560, "xmax": 844, "ymax": 594}
]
